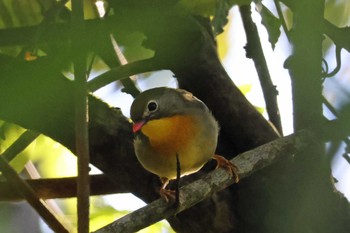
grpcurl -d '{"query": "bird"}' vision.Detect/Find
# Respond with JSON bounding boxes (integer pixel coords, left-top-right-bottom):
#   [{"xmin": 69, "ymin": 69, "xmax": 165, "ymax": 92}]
[{"xmin": 130, "ymin": 87, "xmax": 238, "ymax": 202}]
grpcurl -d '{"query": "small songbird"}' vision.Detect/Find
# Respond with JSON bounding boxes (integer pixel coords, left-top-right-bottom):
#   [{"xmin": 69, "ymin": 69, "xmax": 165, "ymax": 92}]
[{"xmin": 130, "ymin": 87, "xmax": 238, "ymax": 201}]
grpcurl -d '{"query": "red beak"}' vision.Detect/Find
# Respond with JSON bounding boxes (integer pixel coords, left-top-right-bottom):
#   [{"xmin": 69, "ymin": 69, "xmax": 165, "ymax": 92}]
[{"xmin": 132, "ymin": 120, "xmax": 146, "ymax": 133}]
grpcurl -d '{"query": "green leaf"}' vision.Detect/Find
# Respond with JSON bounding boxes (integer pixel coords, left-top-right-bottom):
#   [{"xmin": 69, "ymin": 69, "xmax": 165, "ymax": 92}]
[
  {"xmin": 256, "ymin": 4, "xmax": 281, "ymax": 50},
  {"xmin": 178, "ymin": 0, "xmax": 216, "ymax": 16},
  {"xmin": 177, "ymin": 0, "xmax": 253, "ymax": 18},
  {"xmin": 212, "ymin": 0, "xmax": 255, "ymax": 35},
  {"xmin": 212, "ymin": 0, "xmax": 230, "ymax": 35}
]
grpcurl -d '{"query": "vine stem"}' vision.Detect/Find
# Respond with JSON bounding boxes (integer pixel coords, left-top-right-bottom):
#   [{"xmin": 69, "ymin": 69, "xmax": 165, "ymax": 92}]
[{"xmin": 71, "ymin": 0, "xmax": 90, "ymax": 233}]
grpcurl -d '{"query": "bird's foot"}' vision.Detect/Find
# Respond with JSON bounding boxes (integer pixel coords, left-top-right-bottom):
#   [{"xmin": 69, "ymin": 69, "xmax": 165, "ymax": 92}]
[
  {"xmin": 159, "ymin": 188, "xmax": 176, "ymax": 203},
  {"xmin": 213, "ymin": 154, "xmax": 239, "ymax": 183},
  {"xmin": 159, "ymin": 177, "xmax": 177, "ymax": 204}
]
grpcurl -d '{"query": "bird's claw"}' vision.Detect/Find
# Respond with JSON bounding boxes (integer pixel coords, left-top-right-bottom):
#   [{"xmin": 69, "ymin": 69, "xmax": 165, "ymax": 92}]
[
  {"xmin": 213, "ymin": 154, "xmax": 239, "ymax": 183},
  {"xmin": 160, "ymin": 188, "xmax": 176, "ymax": 203}
]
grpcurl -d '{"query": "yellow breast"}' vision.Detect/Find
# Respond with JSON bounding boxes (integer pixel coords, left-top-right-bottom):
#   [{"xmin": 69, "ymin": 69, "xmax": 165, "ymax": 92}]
[{"xmin": 141, "ymin": 115, "xmax": 196, "ymax": 156}]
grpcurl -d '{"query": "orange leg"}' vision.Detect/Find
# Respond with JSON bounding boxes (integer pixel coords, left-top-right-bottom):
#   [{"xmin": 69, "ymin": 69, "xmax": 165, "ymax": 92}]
[
  {"xmin": 213, "ymin": 154, "xmax": 239, "ymax": 183},
  {"xmin": 159, "ymin": 177, "xmax": 176, "ymax": 203}
]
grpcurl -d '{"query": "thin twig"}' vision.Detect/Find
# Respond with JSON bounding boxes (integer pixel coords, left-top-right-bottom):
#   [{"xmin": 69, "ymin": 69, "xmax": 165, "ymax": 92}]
[
  {"xmin": 0, "ymin": 151, "xmax": 69, "ymax": 233},
  {"xmin": 71, "ymin": 0, "xmax": 90, "ymax": 232},
  {"xmin": 109, "ymin": 34, "xmax": 140, "ymax": 97},
  {"xmin": 239, "ymin": 5, "xmax": 283, "ymax": 135},
  {"xmin": 93, "ymin": 131, "xmax": 313, "ymax": 233},
  {"xmin": 3, "ymin": 130, "xmax": 40, "ymax": 161}
]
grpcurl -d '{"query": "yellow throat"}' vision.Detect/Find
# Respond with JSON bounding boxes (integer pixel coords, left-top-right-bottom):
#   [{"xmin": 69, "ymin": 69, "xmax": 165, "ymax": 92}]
[{"xmin": 141, "ymin": 115, "xmax": 196, "ymax": 156}]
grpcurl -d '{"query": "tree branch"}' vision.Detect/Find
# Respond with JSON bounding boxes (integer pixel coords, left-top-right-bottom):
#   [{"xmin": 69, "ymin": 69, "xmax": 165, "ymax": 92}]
[
  {"xmin": 93, "ymin": 131, "xmax": 312, "ymax": 233},
  {"xmin": 239, "ymin": 4, "xmax": 283, "ymax": 135},
  {"xmin": 0, "ymin": 175, "xmax": 124, "ymax": 201}
]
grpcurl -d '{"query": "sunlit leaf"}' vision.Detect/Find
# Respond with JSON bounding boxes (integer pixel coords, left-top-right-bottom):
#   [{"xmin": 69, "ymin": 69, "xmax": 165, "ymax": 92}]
[
  {"xmin": 5, "ymin": 0, "xmax": 43, "ymax": 27},
  {"xmin": 65, "ymin": 0, "xmax": 100, "ymax": 19},
  {"xmin": 325, "ymin": 0, "xmax": 350, "ymax": 27},
  {"xmin": 238, "ymin": 84, "xmax": 252, "ymax": 95},
  {"xmin": 89, "ymin": 196, "xmax": 175, "ymax": 233},
  {"xmin": 0, "ymin": 124, "xmax": 29, "ymax": 173},
  {"xmin": 31, "ymin": 136, "xmax": 77, "ymax": 178},
  {"xmin": 8, "ymin": 152, "xmax": 30, "ymax": 173},
  {"xmin": 323, "ymin": 0, "xmax": 350, "ymax": 52},
  {"xmin": 90, "ymin": 202, "xmax": 127, "ymax": 232},
  {"xmin": 217, "ymin": 15, "xmax": 231, "ymax": 60},
  {"xmin": 255, "ymin": 105, "xmax": 265, "ymax": 114}
]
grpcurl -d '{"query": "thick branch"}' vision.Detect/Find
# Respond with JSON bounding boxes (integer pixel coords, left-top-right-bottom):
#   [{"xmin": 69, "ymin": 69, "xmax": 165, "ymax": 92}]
[{"xmin": 94, "ymin": 131, "xmax": 312, "ymax": 233}]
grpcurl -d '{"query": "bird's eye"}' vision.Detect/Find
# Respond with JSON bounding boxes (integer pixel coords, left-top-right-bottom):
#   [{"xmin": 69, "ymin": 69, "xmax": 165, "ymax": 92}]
[{"xmin": 147, "ymin": 101, "xmax": 158, "ymax": 112}]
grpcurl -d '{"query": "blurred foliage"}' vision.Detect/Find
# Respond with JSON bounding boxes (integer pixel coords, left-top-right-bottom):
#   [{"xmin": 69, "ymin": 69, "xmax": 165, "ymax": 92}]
[
  {"xmin": 0, "ymin": 0, "xmax": 42, "ymax": 28},
  {"xmin": 325, "ymin": 0, "xmax": 350, "ymax": 26},
  {"xmin": 115, "ymin": 32, "xmax": 154, "ymax": 63}
]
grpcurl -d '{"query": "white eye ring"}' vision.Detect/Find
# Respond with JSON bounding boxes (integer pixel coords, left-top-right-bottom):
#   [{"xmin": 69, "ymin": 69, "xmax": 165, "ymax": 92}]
[{"xmin": 147, "ymin": 100, "xmax": 158, "ymax": 112}]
